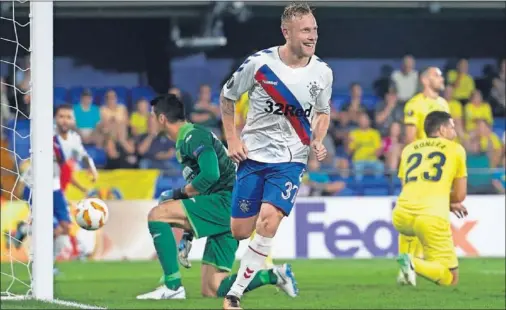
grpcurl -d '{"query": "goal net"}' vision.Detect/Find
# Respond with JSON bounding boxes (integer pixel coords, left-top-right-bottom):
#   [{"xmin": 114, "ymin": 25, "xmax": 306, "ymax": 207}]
[{"xmin": 1, "ymin": 0, "xmax": 54, "ymax": 301}]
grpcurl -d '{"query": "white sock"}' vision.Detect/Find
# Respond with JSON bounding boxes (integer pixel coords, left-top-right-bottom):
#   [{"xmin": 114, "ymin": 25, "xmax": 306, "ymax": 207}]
[{"xmin": 228, "ymin": 234, "xmax": 273, "ymax": 298}]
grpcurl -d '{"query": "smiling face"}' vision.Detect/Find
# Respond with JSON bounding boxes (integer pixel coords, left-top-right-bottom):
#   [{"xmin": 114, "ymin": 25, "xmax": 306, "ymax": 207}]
[{"xmin": 281, "ymin": 3, "xmax": 317, "ymax": 58}]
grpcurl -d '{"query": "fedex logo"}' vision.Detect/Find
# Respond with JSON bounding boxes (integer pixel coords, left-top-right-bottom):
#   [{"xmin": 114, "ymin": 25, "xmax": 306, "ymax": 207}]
[
  {"xmin": 295, "ymin": 203, "xmax": 398, "ymax": 258},
  {"xmin": 294, "ymin": 202, "xmax": 479, "ymax": 258}
]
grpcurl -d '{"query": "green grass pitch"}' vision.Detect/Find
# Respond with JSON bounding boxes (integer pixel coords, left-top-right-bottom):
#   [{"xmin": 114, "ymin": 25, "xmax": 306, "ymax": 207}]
[{"xmin": 1, "ymin": 259, "xmax": 505, "ymax": 309}]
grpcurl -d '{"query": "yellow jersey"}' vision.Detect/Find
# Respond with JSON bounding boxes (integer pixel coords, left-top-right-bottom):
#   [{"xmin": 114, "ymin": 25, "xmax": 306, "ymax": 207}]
[
  {"xmin": 348, "ymin": 128, "xmax": 382, "ymax": 161},
  {"xmin": 448, "ymin": 99, "xmax": 463, "ymax": 120},
  {"xmin": 397, "ymin": 137, "xmax": 467, "ymax": 220},
  {"xmin": 446, "ymin": 70, "xmax": 475, "ymax": 100},
  {"xmin": 404, "ymin": 93, "xmax": 450, "ymax": 141},
  {"xmin": 464, "ymin": 102, "xmax": 493, "ymax": 131}
]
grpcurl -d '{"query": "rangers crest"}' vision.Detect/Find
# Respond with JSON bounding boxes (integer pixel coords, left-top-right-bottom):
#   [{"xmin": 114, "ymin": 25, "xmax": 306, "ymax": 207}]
[{"xmin": 307, "ymin": 81, "xmax": 322, "ymax": 100}]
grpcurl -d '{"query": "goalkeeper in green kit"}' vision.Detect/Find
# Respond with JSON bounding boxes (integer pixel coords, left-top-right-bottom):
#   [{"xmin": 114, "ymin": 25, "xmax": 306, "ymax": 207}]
[{"xmin": 136, "ymin": 94, "xmax": 298, "ymax": 300}]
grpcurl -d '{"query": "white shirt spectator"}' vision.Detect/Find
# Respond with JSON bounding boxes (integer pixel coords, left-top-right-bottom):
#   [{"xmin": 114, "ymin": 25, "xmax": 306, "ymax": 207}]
[{"xmin": 391, "ymin": 69, "xmax": 419, "ymax": 102}]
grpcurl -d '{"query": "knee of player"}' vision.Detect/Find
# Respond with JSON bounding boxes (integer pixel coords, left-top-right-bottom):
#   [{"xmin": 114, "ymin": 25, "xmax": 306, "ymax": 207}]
[
  {"xmin": 256, "ymin": 205, "xmax": 283, "ymax": 236},
  {"xmin": 60, "ymin": 221, "xmax": 71, "ymax": 234},
  {"xmin": 230, "ymin": 225, "xmax": 252, "ymax": 240}
]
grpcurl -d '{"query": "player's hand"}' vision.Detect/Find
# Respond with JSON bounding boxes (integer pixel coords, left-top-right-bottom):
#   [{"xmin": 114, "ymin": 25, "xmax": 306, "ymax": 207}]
[
  {"xmin": 450, "ymin": 203, "xmax": 468, "ymax": 219},
  {"xmin": 178, "ymin": 232, "xmax": 193, "ymax": 269},
  {"xmin": 158, "ymin": 189, "xmax": 174, "ymax": 204},
  {"xmin": 90, "ymin": 171, "xmax": 98, "ymax": 183},
  {"xmin": 311, "ymin": 140, "xmax": 327, "ymax": 162},
  {"xmin": 227, "ymin": 138, "xmax": 248, "ymax": 163}
]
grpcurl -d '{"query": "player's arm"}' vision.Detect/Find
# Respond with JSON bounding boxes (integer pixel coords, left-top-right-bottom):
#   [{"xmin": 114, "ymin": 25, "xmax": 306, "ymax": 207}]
[
  {"xmin": 75, "ymin": 135, "xmax": 98, "ymax": 182},
  {"xmin": 313, "ymin": 68, "xmax": 332, "ymax": 143},
  {"xmin": 184, "ymin": 147, "xmax": 220, "ymax": 197},
  {"xmin": 403, "ymin": 100, "xmax": 418, "ymax": 144},
  {"xmin": 70, "ymin": 175, "xmax": 87, "ymax": 194},
  {"xmin": 450, "ymin": 145, "xmax": 468, "ymax": 203},
  {"xmin": 220, "ymin": 55, "xmax": 256, "ymax": 160}
]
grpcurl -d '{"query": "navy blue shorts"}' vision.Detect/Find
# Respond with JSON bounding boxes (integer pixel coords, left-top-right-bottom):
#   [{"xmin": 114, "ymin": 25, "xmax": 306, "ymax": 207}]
[
  {"xmin": 231, "ymin": 159, "xmax": 306, "ymax": 218},
  {"xmin": 23, "ymin": 187, "xmax": 70, "ymax": 228}
]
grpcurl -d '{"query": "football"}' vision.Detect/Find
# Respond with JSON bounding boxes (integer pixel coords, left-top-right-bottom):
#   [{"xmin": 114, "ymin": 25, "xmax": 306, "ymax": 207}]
[{"xmin": 75, "ymin": 198, "xmax": 109, "ymax": 231}]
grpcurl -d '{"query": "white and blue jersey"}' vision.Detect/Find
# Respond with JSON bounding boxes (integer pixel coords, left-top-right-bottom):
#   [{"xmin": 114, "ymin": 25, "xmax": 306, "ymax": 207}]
[
  {"xmin": 222, "ymin": 46, "xmax": 333, "ymax": 217},
  {"xmin": 22, "ymin": 130, "xmax": 89, "ymax": 227}
]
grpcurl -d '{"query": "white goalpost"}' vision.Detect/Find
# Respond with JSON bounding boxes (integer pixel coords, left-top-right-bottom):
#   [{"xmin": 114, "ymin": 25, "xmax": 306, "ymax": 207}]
[
  {"xmin": 30, "ymin": 0, "xmax": 55, "ymax": 301},
  {"xmin": 0, "ymin": 0, "xmax": 54, "ymax": 301}
]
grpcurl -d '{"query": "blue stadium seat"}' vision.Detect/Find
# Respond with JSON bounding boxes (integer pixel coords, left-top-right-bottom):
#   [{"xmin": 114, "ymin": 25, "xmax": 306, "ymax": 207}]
[
  {"xmin": 363, "ymin": 187, "xmax": 389, "ymax": 196},
  {"xmin": 84, "ymin": 146, "xmax": 107, "ymax": 168},
  {"xmin": 131, "ymin": 86, "xmax": 156, "ymax": 105},
  {"xmin": 8, "ymin": 127, "xmax": 31, "ymax": 163},
  {"xmin": 331, "ymin": 95, "xmax": 349, "ymax": 111},
  {"xmin": 361, "ymin": 95, "xmax": 380, "ymax": 111},
  {"xmin": 335, "ymin": 187, "xmax": 356, "ymax": 196},
  {"xmin": 69, "ymin": 86, "xmax": 85, "ymax": 104},
  {"xmin": 54, "ymin": 87, "xmax": 68, "ymax": 104},
  {"xmin": 493, "ymin": 117, "xmax": 505, "ymax": 131}
]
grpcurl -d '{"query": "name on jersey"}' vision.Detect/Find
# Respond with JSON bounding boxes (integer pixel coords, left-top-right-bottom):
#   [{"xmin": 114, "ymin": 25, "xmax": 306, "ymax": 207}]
[
  {"xmin": 264, "ymin": 99, "xmax": 312, "ymax": 117},
  {"xmin": 414, "ymin": 140, "xmax": 447, "ymax": 151}
]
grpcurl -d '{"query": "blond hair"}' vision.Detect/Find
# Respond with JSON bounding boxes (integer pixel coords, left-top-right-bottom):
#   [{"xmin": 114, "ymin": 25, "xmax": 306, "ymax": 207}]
[{"xmin": 281, "ymin": 2, "xmax": 313, "ymax": 26}]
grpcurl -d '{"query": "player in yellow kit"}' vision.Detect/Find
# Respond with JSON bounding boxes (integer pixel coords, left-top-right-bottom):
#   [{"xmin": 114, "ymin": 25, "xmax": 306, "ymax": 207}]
[
  {"xmin": 398, "ymin": 67, "xmax": 450, "ymax": 282},
  {"xmin": 393, "ymin": 111, "xmax": 468, "ymax": 287}
]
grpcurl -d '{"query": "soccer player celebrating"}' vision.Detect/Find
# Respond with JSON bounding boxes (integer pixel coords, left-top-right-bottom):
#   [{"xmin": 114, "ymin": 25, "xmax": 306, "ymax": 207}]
[
  {"xmin": 136, "ymin": 94, "xmax": 298, "ymax": 300},
  {"xmin": 18, "ymin": 104, "xmax": 97, "ymax": 271},
  {"xmin": 393, "ymin": 111, "xmax": 468, "ymax": 287},
  {"xmin": 219, "ymin": 3, "xmax": 332, "ymax": 309},
  {"xmin": 398, "ymin": 66, "xmax": 450, "ymax": 283}
]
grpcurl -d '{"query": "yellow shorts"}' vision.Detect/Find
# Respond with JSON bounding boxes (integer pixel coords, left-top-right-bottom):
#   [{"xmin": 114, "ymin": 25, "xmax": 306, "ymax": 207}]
[{"xmin": 392, "ymin": 208, "xmax": 458, "ymax": 269}]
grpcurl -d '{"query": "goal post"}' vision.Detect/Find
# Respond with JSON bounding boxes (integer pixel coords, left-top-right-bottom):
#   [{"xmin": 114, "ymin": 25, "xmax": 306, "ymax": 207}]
[{"xmin": 30, "ymin": 0, "xmax": 54, "ymax": 300}]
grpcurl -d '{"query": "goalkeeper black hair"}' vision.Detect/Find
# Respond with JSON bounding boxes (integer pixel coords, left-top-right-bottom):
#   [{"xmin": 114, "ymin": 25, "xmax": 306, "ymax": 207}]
[
  {"xmin": 54, "ymin": 103, "xmax": 73, "ymax": 116},
  {"xmin": 424, "ymin": 111, "xmax": 452, "ymax": 137},
  {"xmin": 150, "ymin": 94, "xmax": 186, "ymax": 123}
]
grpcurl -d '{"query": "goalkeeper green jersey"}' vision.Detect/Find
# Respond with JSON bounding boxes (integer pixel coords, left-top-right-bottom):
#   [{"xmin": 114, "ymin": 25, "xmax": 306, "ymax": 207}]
[{"xmin": 175, "ymin": 123, "xmax": 236, "ymax": 195}]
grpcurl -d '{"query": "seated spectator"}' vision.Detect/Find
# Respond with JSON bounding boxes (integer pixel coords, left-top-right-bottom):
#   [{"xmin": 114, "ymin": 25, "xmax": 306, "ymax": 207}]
[
  {"xmin": 235, "ymin": 92, "xmax": 249, "ymax": 132},
  {"xmin": 382, "ymin": 122, "xmax": 403, "ymax": 173},
  {"xmin": 73, "ymin": 89, "xmax": 101, "ymax": 144},
  {"xmin": 492, "ymin": 154, "xmax": 505, "ymax": 194},
  {"xmin": 464, "ymin": 90, "xmax": 493, "ymax": 131},
  {"xmin": 463, "ymin": 136, "xmax": 494, "ymax": 194},
  {"xmin": 104, "ymin": 123, "xmax": 138, "ymax": 169},
  {"xmin": 443, "ymin": 85, "xmax": 464, "ymax": 137},
  {"xmin": 374, "ymin": 87, "xmax": 404, "ymax": 137},
  {"xmin": 339, "ymin": 83, "xmax": 368, "ymax": 128},
  {"xmin": 475, "ymin": 119, "xmax": 503, "ymax": 168},
  {"xmin": 447, "ymin": 58, "xmax": 475, "ymax": 103},
  {"xmin": 347, "ymin": 112, "xmax": 384, "ymax": 180},
  {"xmin": 391, "ymin": 55, "xmax": 419, "ymax": 102},
  {"xmin": 100, "ymin": 89, "xmax": 128, "ymax": 125},
  {"xmin": 489, "ymin": 59, "xmax": 505, "ymax": 115},
  {"xmin": 136, "ymin": 115, "xmax": 177, "ymax": 170},
  {"xmin": 191, "ymin": 84, "xmax": 221, "ymax": 135},
  {"xmin": 302, "ymin": 156, "xmax": 346, "ymax": 197},
  {"xmin": 129, "ymin": 99, "xmax": 150, "ymax": 137}
]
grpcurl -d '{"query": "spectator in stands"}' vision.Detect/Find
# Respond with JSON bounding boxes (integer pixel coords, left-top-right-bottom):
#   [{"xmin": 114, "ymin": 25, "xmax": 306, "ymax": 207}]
[
  {"xmin": 73, "ymin": 89, "xmax": 101, "ymax": 144},
  {"xmin": 302, "ymin": 156, "xmax": 346, "ymax": 197},
  {"xmin": 136, "ymin": 115, "xmax": 177, "ymax": 170},
  {"xmin": 443, "ymin": 85, "xmax": 465, "ymax": 138},
  {"xmin": 100, "ymin": 89, "xmax": 128, "ymax": 126},
  {"xmin": 374, "ymin": 87, "xmax": 404, "ymax": 137},
  {"xmin": 382, "ymin": 122, "xmax": 402, "ymax": 174},
  {"xmin": 464, "ymin": 135, "xmax": 494, "ymax": 194},
  {"xmin": 191, "ymin": 84, "xmax": 221, "ymax": 135},
  {"xmin": 391, "ymin": 55, "xmax": 419, "ymax": 102},
  {"xmin": 492, "ymin": 154, "xmax": 505, "ymax": 194},
  {"xmin": 347, "ymin": 112, "xmax": 384, "ymax": 180},
  {"xmin": 464, "ymin": 90, "xmax": 493, "ymax": 131},
  {"xmin": 129, "ymin": 99, "xmax": 150, "ymax": 137},
  {"xmin": 474, "ymin": 119, "xmax": 503, "ymax": 168},
  {"xmin": 447, "ymin": 58, "xmax": 475, "ymax": 103},
  {"xmin": 0, "ymin": 77, "xmax": 12, "ymax": 128},
  {"xmin": 339, "ymin": 83, "xmax": 368, "ymax": 128},
  {"xmin": 489, "ymin": 59, "xmax": 505, "ymax": 116},
  {"xmin": 104, "ymin": 123, "xmax": 137, "ymax": 169}
]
